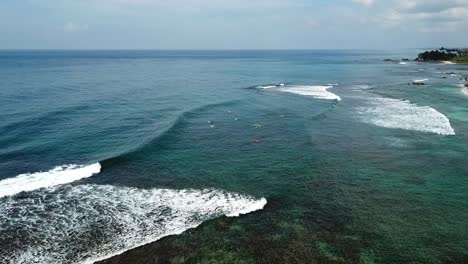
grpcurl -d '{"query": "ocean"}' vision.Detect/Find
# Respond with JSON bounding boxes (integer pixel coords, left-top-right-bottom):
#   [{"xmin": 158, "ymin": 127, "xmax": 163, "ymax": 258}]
[{"xmin": 0, "ymin": 50, "xmax": 467, "ymax": 263}]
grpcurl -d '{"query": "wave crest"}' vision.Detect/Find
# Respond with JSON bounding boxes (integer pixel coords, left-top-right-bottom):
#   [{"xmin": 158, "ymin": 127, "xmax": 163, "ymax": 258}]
[
  {"xmin": 0, "ymin": 163, "xmax": 101, "ymax": 198},
  {"xmin": 253, "ymin": 84, "xmax": 341, "ymax": 101}
]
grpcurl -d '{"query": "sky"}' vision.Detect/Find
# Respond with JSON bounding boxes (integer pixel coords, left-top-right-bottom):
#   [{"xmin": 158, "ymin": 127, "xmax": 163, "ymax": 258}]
[{"xmin": 1, "ymin": 0, "xmax": 467, "ymax": 49}]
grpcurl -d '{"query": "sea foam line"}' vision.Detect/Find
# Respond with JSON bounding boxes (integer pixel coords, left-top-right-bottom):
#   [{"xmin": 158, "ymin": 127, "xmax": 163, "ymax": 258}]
[
  {"xmin": 0, "ymin": 163, "xmax": 101, "ymax": 198},
  {"xmin": 0, "ymin": 184, "xmax": 267, "ymax": 264}
]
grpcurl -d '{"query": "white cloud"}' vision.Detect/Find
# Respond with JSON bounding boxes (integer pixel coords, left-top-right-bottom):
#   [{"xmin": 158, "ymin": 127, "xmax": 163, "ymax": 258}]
[
  {"xmin": 363, "ymin": 0, "xmax": 468, "ymax": 32},
  {"xmin": 395, "ymin": 0, "xmax": 468, "ymax": 13}
]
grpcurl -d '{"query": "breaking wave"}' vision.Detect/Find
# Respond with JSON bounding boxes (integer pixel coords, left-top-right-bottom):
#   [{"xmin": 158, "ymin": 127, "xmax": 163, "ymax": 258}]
[
  {"xmin": 0, "ymin": 163, "xmax": 101, "ymax": 198},
  {"xmin": 0, "ymin": 184, "xmax": 267, "ymax": 264},
  {"xmin": 252, "ymin": 83, "xmax": 341, "ymax": 101},
  {"xmin": 358, "ymin": 98, "xmax": 455, "ymax": 135},
  {"xmin": 279, "ymin": 85, "xmax": 341, "ymax": 101},
  {"xmin": 0, "ymin": 99, "xmax": 269, "ymax": 264},
  {"xmin": 255, "ymin": 83, "xmax": 285, "ymax": 89}
]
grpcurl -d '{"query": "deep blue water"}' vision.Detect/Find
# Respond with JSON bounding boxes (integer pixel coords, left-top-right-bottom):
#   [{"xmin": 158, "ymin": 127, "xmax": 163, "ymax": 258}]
[{"xmin": 0, "ymin": 50, "xmax": 467, "ymax": 264}]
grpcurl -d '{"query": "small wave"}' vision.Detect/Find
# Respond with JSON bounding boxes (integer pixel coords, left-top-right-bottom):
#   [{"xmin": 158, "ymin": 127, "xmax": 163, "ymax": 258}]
[
  {"xmin": 413, "ymin": 79, "xmax": 428, "ymax": 83},
  {"xmin": 358, "ymin": 98, "xmax": 455, "ymax": 135},
  {"xmin": 399, "ymin": 62, "xmax": 407, "ymax": 65},
  {"xmin": 0, "ymin": 163, "xmax": 101, "ymax": 198},
  {"xmin": 0, "ymin": 184, "xmax": 267, "ymax": 264},
  {"xmin": 101, "ymin": 100, "xmax": 241, "ymax": 168},
  {"xmin": 352, "ymin": 84, "xmax": 372, "ymax": 90},
  {"xmin": 279, "ymin": 85, "xmax": 341, "ymax": 101},
  {"xmin": 255, "ymin": 83, "xmax": 284, "ymax": 89}
]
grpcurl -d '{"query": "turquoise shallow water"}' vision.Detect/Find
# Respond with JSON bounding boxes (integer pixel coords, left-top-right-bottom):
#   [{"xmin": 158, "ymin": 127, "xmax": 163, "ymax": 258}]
[{"xmin": 0, "ymin": 50, "xmax": 467, "ymax": 263}]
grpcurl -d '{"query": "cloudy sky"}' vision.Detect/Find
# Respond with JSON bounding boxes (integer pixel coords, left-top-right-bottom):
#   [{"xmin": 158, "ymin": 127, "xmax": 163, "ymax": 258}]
[{"xmin": 1, "ymin": 0, "xmax": 467, "ymax": 49}]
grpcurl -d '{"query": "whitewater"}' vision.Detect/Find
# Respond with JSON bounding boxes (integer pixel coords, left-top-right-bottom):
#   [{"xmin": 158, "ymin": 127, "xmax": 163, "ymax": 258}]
[
  {"xmin": 358, "ymin": 97, "xmax": 455, "ymax": 135},
  {"xmin": 0, "ymin": 184, "xmax": 266, "ymax": 264},
  {"xmin": 0, "ymin": 163, "xmax": 101, "ymax": 198}
]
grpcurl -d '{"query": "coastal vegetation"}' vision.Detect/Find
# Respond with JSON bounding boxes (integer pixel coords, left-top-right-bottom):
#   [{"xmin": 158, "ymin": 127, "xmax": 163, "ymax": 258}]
[{"xmin": 416, "ymin": 47, "xmax": 468, "ymax": 63}]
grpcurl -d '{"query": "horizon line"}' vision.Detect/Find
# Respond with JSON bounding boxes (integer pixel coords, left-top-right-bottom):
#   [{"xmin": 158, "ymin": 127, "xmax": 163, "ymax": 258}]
[{"xmin": 0, "ymin": 47, "xmax": 436, "ymax": 51}]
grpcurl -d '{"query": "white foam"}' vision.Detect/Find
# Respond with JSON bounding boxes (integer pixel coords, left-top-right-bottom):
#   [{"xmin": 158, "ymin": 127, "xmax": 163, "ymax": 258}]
[
  {"xmin": 279, "ymin": 85, "xmax": 341, "ymax": 101},
  {"xmin": 460, "ymin": 84, "xmax": 468, "ymax": 96},
  {"xmin": 399, "ymin": 62, "xmax": 407, "ymax": 65},
  {"xmin": 413, "ymin": 78, "xmax": 428, "ymax": 83},
  {"xmin": 257, "ymin": 83, "xmax": 284, "ymax": 89},
  {"xmin": 256, "ymin": 84, "xmax": 281, "ymax": 89},
  {"xmin": 0, "ymin": 163, "xmax": 101, "ymax": 198},
  {"xmin": 0, "ymin": 184, "xmax": 267, "ymax": 264},
  {"xmin": 358, "ymin": 98, "xmax": 455, "ymax": 135},
  {"xmin": 257, "ymin": 85, "xmax": 276, "ymax": 89}
]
